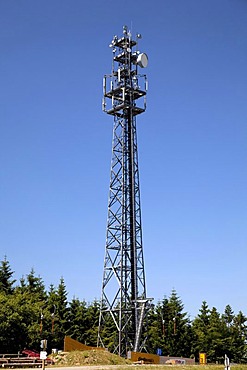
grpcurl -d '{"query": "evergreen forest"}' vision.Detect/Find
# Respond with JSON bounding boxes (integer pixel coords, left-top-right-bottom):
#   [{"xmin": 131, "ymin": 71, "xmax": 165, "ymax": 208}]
[{"xmin": 1, "ymin": 257, "xmax": 247, "ymax": 363}]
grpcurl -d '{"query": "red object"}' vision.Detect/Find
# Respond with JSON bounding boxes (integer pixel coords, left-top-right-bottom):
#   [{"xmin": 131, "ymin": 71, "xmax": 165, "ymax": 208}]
[{"xmin": 22, "ymin": 349, "xmax": 40, "ymax": 358}]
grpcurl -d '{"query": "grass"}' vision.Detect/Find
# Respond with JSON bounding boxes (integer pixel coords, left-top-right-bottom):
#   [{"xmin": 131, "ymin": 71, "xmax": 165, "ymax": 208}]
[
  {"xmin": 50, "ymin": 351, "xmax": 247, "ymax": 369},
  {"xmin": 137, "ymin": 367, "xmax": 247, "ymax": 370},
  {"xmin": 143, "ymin": 367, "xmax": 247, "ymax": 370}
]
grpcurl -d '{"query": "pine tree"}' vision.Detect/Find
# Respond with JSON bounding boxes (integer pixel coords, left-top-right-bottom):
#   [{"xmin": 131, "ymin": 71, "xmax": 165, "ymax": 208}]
[
  {"xmin": 147, "ymin": 290, "xmax": 192, "ymax": 357},
  {"xmin": 165, "ymin": 289, "xmax": 192, "ymax": 357},
  {"xmin": 146, "ymin": 300, "xmax": 166, "ymax": 355},
  {"xmin": 221, "ymin": 305, "xmax": 235, "ymax": 360},
  {"xmin": 25, "ymin": 268, "xmax": 47, "ymax": 299},
  {"xmin": 230, "ymin": 311, "xmax": 247, "ymax": 363},
  {"xmin": 47, "ymin": 277, "xmax": 68, "ymax": 350},
  {"xmin": 222, "ymin": 305, "xmax": 234, "ymax": 328},
  {"xmin": 191, "ymin": 300, "xmax": 211, "ymax": 359},
  {"xmin": 85, "ymin": 299, "xmax": 100, "ymax": 346},
  {"xmin": 66, "ymin": 297, "xmax": 88, "ymax": 344},
  {"xmin": 207, "ymin": 307, "xmax": 227, "ymax": 362},
  {"xmin": 0, "ymin": 256, "xmax": 16, "ymax": 294}
]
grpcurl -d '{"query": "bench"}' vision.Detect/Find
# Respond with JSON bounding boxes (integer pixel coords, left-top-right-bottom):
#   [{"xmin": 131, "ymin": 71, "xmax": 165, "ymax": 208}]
[{"xmin": 0, "ymin": 358, "xmax": 45, "ymax": 368}]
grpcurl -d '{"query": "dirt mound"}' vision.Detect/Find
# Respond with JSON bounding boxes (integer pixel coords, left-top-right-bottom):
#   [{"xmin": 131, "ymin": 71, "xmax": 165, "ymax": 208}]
[{"xmin": 51, "ymin": 350, "xmax": 131, "ymax": 366}]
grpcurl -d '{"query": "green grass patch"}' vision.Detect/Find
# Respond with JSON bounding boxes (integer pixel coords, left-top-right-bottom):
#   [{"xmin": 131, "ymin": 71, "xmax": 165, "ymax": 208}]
[{"xmin": 50, "ymin": 351, "xmax": 247, "ymax": 369}]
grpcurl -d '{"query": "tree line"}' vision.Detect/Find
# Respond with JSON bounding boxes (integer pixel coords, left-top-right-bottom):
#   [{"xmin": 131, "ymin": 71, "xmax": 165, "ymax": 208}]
[{"xmin": 0, "ymin": 257, "xmax": 247, "ymax": 363}]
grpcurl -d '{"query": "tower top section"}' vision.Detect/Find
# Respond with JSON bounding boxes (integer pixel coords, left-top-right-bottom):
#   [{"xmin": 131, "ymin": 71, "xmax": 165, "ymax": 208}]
[
  {"xmin": 109, "ymin": 25, "xmax": 148, "ymax": 68},
  {"xmin": 102, "ymin": 26, "xmax": 148, "ymax": 117}
]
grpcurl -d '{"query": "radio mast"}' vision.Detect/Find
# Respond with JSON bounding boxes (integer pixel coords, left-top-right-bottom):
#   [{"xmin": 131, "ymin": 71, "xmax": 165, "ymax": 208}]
[{"xmin": 98, "ymin": 26, "xmax": 151, "ymax": 356}]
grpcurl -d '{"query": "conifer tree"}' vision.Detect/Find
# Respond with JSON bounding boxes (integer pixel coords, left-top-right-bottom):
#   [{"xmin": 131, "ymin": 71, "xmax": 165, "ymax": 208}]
[
  {"xmin": 25, "ymin": 268, "xmax": 47, "ymax": 299},
  {"xmin": 0, "ymin": 256, "xmax": 16, "ymax": 294},
  {"xmin": 207, "ymin": 306, "xmax": 226, "ymax": 362},
  {"xmin": 191, "ymin": 300, "xmax": 211, "ymax": 359},
  {"xmin": 85, "ymin": 299, "xmax": 100, "ymax": 346},
  {"xmin": 222, "ymin": 305, "xmax": 234, "ymax": 327},
  {"xmin": 221, "ymin": 305, "xmax": 235, "ymax": 360},
  {"xmin": 165, "ymin": 289, "xmax": 192, "ymax": 357},
  {"xmin": 147, "ymin": 290, "xmax": 192, "ymax": 357},
  {"xmin": 48, "ymin": 277, "xmax": 68, "ymax": 350},
  {"xmin": 230, "ymin": 311, "xmax": 247, "ymax": 362},
  {"xmin": 146, "ymin": 302, "xmax": 161, "ymax": 354},
  {"xmin": 66, "ymin": 297, "xmax": 88, "ymax": 344}
]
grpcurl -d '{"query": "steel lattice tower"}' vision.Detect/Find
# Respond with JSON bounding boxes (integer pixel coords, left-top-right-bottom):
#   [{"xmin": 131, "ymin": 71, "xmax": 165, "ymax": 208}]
[{"xmin": 97, "ymin": 26, "xmax": 151, "ymax": 357}]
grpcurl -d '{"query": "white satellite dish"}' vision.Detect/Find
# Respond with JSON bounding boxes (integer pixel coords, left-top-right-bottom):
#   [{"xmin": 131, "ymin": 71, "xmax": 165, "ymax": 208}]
[{"xmin": 136, "ymin": 53, "xmax": 148, "ymax": 68}]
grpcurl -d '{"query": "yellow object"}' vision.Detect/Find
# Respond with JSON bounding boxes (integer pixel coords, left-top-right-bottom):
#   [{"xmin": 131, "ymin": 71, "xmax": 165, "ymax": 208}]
[{"xmin": 199, "ymin": 353, "xmax": 206, "ymax": 364}]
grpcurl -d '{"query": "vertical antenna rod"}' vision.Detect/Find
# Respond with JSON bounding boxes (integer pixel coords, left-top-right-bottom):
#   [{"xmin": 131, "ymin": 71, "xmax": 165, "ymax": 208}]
[{"xmin": 98, "ymin": 26, "xmax": 151, "ymax": 357}]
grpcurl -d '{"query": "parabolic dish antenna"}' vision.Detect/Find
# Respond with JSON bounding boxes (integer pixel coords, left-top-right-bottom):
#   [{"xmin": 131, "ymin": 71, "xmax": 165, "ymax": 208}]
[{"xmin": 137, "ymin": 53, "xmax": 148, "ymax": 68}]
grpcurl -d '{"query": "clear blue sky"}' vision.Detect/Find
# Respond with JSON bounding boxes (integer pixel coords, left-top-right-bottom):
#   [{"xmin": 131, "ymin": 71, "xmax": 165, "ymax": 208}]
[{"xmin": 0, "ymin": 0, "xmax": 246, "ymax": 319}]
